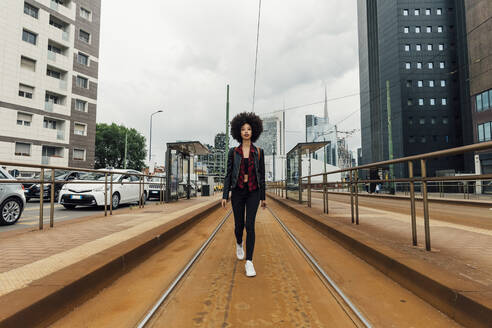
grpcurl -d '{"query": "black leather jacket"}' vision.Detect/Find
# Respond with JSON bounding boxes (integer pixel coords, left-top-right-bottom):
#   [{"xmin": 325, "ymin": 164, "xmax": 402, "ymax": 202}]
[{"xmin": 222, "ymin": 145, "xmax": 265, "ymax": 200}]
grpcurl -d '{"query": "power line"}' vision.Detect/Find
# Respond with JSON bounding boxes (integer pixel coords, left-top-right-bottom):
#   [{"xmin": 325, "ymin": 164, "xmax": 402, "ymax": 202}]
[{"xmin": 251, "ymin": 0, "xmax": 262, "ymax": 112}]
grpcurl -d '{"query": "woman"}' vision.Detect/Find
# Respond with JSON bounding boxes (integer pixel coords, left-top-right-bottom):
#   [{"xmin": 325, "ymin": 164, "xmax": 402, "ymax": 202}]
[{"xmin": 222, "ymin": 112, "xmax": 266, "ymax": 277}]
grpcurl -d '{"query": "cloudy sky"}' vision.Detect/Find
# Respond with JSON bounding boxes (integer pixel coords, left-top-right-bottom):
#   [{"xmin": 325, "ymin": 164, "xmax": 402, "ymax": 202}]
[{"xmin": 97, "ymin": 0, "xmax": 360, "ymax": 165}]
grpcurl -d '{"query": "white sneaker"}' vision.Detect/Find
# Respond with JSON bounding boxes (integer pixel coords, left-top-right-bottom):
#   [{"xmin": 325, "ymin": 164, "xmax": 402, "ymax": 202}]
[
  {"xmin": 245, "ymin": 260, "xmax": 256, "ymax": 277},
  {"xmin": 236, "ymin": 243, "xmax": 245, "ymax": 260}
]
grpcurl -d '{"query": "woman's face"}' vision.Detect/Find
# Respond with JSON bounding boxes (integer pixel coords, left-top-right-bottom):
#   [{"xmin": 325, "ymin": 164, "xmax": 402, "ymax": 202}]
[{"xmin": 241, "ymin": 123, "xmax": 252, "ymax": 141}]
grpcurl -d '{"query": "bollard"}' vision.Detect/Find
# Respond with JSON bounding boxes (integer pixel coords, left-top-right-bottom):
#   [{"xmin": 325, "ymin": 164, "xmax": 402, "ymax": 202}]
[
  {"xmin": 355, "ymin": 170, "xmax": 359, "ymax": 225},
  {"xmin": 39, "ymin": 169, "xmax": 44, "ymax": 230},
  {"xmin": 50, "ymin": 168, "xmax": 55, "ymax": 228},
  {"xmin": 110, "ymin": 173, "xmax": 113, "ymax": 215},
  {"xmin": 139, "ymin": 176, "xmax": 142, "ymax": 208},
  {"xmin": 350, "ymin": 171, "xmax": 354, "ymax": 224},
  {"xmin": 141, "ymin": 176, "xmax": 145, "ymax": 208},
  {"xmin": 408, "ymin": 161, "xmax": 417, "ymax": 246},
  {"xmin": 421, "ymin": 159, "xmax": 431, "ymax": 251},
  {"xmin": 160, "ymin": 177, "xmax": 163, "ymax": 204},
  {"xmin": 104, "ymin": 173, "xmax": 108, "ymax": 216}
]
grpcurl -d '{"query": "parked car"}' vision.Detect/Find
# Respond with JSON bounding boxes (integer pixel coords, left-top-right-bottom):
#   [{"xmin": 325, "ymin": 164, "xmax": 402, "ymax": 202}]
[
  {"xmin": 147, "ymin": 176, "xmax": 165, "ymax": 200},
  {"xmin": 58, "ymin": 169, "xmax": 149, "ymax": 210},
  {"xmin": 0, "ymin": 167, "xmax": 26, "ymax": 225},
  {"xmin": 23, "ymin": 171, "xmax": 81, "ymax": 202}
]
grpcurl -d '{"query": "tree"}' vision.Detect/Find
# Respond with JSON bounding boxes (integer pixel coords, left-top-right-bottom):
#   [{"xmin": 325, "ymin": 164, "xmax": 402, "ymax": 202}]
[{"xmin": 95, "ymin": 123, "xmax": 147, "ymax": 171}]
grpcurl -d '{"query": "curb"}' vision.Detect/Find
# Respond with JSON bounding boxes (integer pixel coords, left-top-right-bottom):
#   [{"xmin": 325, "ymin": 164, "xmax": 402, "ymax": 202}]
[
  {"xmin": 313, "ymin": 191, "xmax": 492, "ymax": 207},
  {"xmin": 269, "ymin": 194, "xmax": 492, "ymax": 328},
  {"xmin": 0, "ymin": 200, "xmax": 220, "ymax": 328}
]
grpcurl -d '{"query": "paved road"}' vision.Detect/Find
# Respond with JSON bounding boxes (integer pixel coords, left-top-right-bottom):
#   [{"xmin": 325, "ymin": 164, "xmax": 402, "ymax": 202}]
[{"xmin": 0, "ymin": 199, "xmax": 164, "ymax": 233}]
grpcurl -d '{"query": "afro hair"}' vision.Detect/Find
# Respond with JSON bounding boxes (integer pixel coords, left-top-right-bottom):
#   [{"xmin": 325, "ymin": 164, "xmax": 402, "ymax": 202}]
[{"xmin": 230, "ymin": 112, "xmax": 264, "ymax": 143}]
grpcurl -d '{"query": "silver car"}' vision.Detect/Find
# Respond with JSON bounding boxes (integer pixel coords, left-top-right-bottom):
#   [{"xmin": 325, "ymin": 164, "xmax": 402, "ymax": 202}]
[{"xmin": 0, "ymin": 167, "xmax": 26, "ymax": 225}]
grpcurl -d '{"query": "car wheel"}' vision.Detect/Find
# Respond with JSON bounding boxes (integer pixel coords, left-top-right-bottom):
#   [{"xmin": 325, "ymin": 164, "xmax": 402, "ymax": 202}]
[
  {"xmin": 63, "ymin": 205, "xmax": 76, "ymax": 210},
  {"xmin": 112, "ymin": 193, "xmax": 120, "ymax": 209},
  {"xmin": 0, "ymin": 198, "xmax": 23, "ymax": 225}
]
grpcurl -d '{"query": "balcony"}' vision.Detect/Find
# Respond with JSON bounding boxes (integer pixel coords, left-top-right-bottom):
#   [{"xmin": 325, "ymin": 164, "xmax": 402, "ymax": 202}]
[
  {"xmin": 49, "ymin": 0, "xmax": 75, "ymax": 20},
  {"xmin": 47, "ymin": 50, "xmax": 71, "ymax": 70},
  {"xmin": 45, "ymin": 101, "xmax": 53, "ymax": 112},
  {"xmin": 47, "ymin": 25, "xmax": 70, "ymax": 46},
  {"xmin": 57, "ymin": 129, "xmax": 65, "ymax": 141}
]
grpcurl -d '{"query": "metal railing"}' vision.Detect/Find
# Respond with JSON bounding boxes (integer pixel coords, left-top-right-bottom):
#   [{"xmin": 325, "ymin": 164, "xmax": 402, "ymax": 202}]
[
  {"xmin": 267, "ymin": 141, "xmax": 492, "ymax": 251},
  {"xmin": 0, "ymin": 160, "xmax": 167, "ymax": 230}
]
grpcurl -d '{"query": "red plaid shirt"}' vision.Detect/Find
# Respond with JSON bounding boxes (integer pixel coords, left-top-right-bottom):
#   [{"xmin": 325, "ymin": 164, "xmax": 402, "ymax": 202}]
[{"xmin": 235, "ymin": 145, "xmax": 258, "ymax": 192}]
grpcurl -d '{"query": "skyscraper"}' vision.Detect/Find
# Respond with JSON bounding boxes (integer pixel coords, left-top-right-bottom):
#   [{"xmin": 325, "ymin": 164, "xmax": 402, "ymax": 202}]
[
  {"xmin": 357, "ymin": 0, "xmax": 471, "ymax": 177},
  {"xmin": 0, "ymin": 0, "xmax": 101, "ymax": 173}
]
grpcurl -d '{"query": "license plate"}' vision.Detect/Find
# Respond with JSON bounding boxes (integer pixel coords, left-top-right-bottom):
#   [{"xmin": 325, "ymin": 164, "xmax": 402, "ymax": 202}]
[{"xmin": 70, "ymin": 195, "xmax": 82, "ymax": 200}]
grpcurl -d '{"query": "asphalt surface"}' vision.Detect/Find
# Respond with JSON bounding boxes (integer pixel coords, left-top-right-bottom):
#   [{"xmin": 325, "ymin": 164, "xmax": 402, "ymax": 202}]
[{"xmin": 0, "ymin": 198, "xmax": 164, "ymax": 232}]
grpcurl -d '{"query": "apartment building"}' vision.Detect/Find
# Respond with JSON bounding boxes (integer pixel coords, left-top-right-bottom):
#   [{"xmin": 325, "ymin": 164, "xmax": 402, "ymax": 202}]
[
  {"xmin": 0, "ymin": 0, "xmax": 100, "ymax": 173},
  {"xmin": 357, "ymin": 0, "xmax": 471, "ymax": 177}
]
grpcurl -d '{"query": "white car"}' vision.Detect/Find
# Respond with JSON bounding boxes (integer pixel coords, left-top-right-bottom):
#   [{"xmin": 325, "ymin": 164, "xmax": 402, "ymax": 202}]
[
  {"xmin": 58, "ymin": 169, "xmax": 149, "ymax": 210},
  {"xmin": 0, "ymin": 167, "xmax": 26, "ymax": 225}
]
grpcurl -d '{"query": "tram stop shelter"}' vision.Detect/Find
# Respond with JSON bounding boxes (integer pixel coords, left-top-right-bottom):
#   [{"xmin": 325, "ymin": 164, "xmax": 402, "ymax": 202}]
[
  {"xmin": 165, "ymin": 141, "xmax": 210, "ymax": 202},
  {"xmin": 286, "ymin": 141, "xmax": 329, "ymax": 203}
]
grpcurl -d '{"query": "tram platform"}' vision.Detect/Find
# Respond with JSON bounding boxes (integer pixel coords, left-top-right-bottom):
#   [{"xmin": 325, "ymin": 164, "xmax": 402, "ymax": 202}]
[
  {"xmin": 269, "ymin": 192, "xmax": 492, "ymax": 327},
  {"xmin": 0, "ymin": 196, "xmax": 220, "ymax": 328}
]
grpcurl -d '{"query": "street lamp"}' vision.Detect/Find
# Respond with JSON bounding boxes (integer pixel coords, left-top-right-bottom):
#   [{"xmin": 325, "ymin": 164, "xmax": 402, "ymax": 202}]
[{"xmin": 149, "ymin": 110, "xmax": 164, "ymax": 162}]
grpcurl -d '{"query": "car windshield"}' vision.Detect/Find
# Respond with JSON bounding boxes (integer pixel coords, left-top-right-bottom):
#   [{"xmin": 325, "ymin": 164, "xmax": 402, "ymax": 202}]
[
  {"xmin": 78, "ymin": 172, "xmax": 122, "ymax": 181},
  {"xmin": 150, "ymin": 177, "xmax": 164, "ymax": 182}
]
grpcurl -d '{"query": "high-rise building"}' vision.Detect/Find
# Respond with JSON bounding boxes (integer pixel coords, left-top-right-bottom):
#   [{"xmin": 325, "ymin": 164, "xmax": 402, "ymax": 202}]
[
  {"xmin": 357, "ymin": 0, "xmax": 471, "ymax": 177},
  {"xmin": 0, "ymin": 0, "xmax": 101, "ymax": 173},
  {"xmin": 305, "ymin": 114, "xmax": 337, "ymax": 166},
  {"xmin": 465, "ymin": 0, "xmax": 492, "ymax": 180},
  {"xmin": 256, "ymin": 112, "xmax": 286, "ymax": 181}
]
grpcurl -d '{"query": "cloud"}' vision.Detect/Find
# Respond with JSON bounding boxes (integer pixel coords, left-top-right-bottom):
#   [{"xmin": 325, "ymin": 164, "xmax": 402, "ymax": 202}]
[{"xmin": 97, "ymin": 0, "xmax": 360, "ymax": 165}]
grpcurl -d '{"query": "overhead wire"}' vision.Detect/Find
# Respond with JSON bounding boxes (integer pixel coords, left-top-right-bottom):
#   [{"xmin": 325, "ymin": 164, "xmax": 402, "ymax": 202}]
[{"xmin": 251, "ymin": 0, "xmax": 262, "ymax": 112}]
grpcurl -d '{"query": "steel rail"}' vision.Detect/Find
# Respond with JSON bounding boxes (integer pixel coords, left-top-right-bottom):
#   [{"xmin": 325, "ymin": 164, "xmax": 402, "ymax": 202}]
[
  {"xmin": 268, "ymin": 206, "xmax": 372, "ymax": 328},
  {"xmin": 136, "ymin": 209, "xmax": 232, "ymax": 328}
]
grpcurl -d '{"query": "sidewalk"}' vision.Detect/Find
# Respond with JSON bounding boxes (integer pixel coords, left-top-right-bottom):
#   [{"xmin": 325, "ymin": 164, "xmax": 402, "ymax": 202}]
[
  {"xmin": 269, "ymin": 192, "xmax": 492, "ymax": 327},
  {"xmin": 0, "ymin": 196, "xmax": 219, "ymax": 304}
]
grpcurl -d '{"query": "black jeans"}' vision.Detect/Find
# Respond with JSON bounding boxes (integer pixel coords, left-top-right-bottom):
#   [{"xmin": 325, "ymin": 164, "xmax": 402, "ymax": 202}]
[{"xmin": 231, "ymin": 187, "xmax": 260, "ymax": 261}]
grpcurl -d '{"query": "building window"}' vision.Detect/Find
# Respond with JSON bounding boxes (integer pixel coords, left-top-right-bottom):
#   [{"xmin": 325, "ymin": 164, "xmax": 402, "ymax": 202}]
[
  {"xmin": 430, "ymin": 98, "xmax": 436, "ymax": 106},
  {"xmin": 408, "ymin": 99, "xmax": 413, "ymax": 106},
  {"xmin": 417, "ymin": 62, "xmax": 422, "ymax": 69},
  {"xmin": 403, "ymin": 9, "xmax": 409, "ymax": 16},
  {"xmin": 76, "ymin": 76, "xmax": 88, "ymax": 88},
  {"xmin": 414, "ymin": 9, "xmax": 420, "ymax": 16},
  {"xmin": 426, "ymin": 8, "xmax": 431, "ymax": 15},
  {"xmin": 17, "ymin": 112, "xmax": 32, "ymax": 126},
  {"xmin": 24, "ymin": 2, "xmax": 38, "ymax": 19},
  {"xmin": 441, "ymin": 98, "xmax": 447, "ymax": 105},
  {"xmin": 80, "ymin": 7, "xmax": 91, "ymax": 20},
  {"xmin": 408, "ymin": 117, "xmax": 413, "ymax": 125},
  {"xmin": 438, "ymin": 26, "xmax": 443, "ymax": 33},
  {"xmin": 432, "ymin": 135, "xmax": 438, "ymax": 142},
  {"xmin": 440, "ymin": 80, "xmax": 446, "ymax": 87},
  {"xmin": 404, "ymin": 26, "xmax": 409, "ymax": 33},
  {"xmin": 439, "ymin": 62, "xmax": 445, "ymax": 69},
  {"xmin": 415, "ymin": 26, "xmax": 421, "ymax": 33},
  {"xmin": 48, "ymin": 43, "xmax": 63, "ymax": 54},
  {"xmin": 15, "ymin": 142, "xmax": 31, "ymax": 156},
  {"xmin": 47, "ymin": 68, "xmax": 61, "ymax": 79},
  {"xmin": 419, "ymin": 118, "xmax": 425, "ymax": 125},
  {"xmin": 426, "ymin": 26, "xmax": 432, "ymax": 33},
  {"xmin": 406, "ymin": 80, "xmax": 412, "ymax": 87},
  {"xmin": 73, "ymin": 149, "xmax": 86, "ymax": 161},
  {"xmin": 477, "ymin": 93, "xmax": 483, "ymax": 112},
  {"xmin": 75, "ymin": 99, "xmax": 87, "ymax": 112},
  {"xmin": 439, "ymin": 44, "xmax": 444, "ymax": 51},
  {"xmin": 22, "ymin": 29, "xmax": 37, "ymax": 45},
  {"xmin": 45, "ymin": 92, "xmax": 61, "ymax": 104},
  {"xmin": 437, "ymin": 8, "xmax": 442, "ymax": 15},
  {"xmin": 478, "ymin": 123, "xmax": 485, "ymax": 142},
  {"xmin": 77, "ymin": 52, "xmax": 89, "ymax": 66},
  {"xmin": 420, "ymin": 137, "xmax": 426, "ymax": 143},
  {"xmin": 404, "ymin": 44, "xmax": 410, "ymax": 52},
  {"xmin": 418, "ymin": 98, "xmax": 424, "ymax": 106},
  {"xmin": 484, "ymin": 122, "xmax": 492, "ymax": 141},
  {"xmin": 443, "ymin": 117, "xmax": 449, "ymax": 124},
  {"xmin": 431, "ymin": 117, "xmax": 436, "ymax": 125},
  {"xmin": 429, "ymin": 80, "xmax": 435, "ymax": 87},
  {"xmin": 74, "ymin": 123, "xmax": 87, "ymax": 136},
  {"xmin": 428, "ymin": 62, "xmax": 434, "ymax": 69},
  {"xmin": 43, "ymin": 118, "xmax": 58, "ymax": 129},
  {"xmin": 416, "ymin": 44, "xmax": 422, "ymax": 51},
  {"xmin": 20, "ymin": 56, "xmax": 36, "ymax": 71},
  {"xmin": 79, "ymin": 29, "xmax": 90, "ymax": 43},
  {"xmin": 18, "ymin": 84, "xmax": 34, "ymax": 99},
  {"xmin": 427, "ymin": 44, "xmax": 433, "ymax": 51},
  {"xmin": 405, "ymin": 62, "xmax": 411, "ymax": 70},
  {"xmin": 417, "ymin": 80, "xmax": 423, "ymax": 87},
  {"xmin": 480, "ymin": 91, "xmax": 490, "ymax": 110},
  {"xmin": 409, "ymin": 136, "xmax": 415, "ymax": 143}
]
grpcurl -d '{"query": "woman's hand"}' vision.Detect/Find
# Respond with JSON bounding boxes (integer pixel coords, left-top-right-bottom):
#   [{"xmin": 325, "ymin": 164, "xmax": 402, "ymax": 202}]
[
  {"xmin": 221, "ymin": 199, "xmax": 227, "ymax": 209},
  {"xmin": 261, "ymin": 200, "xmax": 266, "ymax": 209}
]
